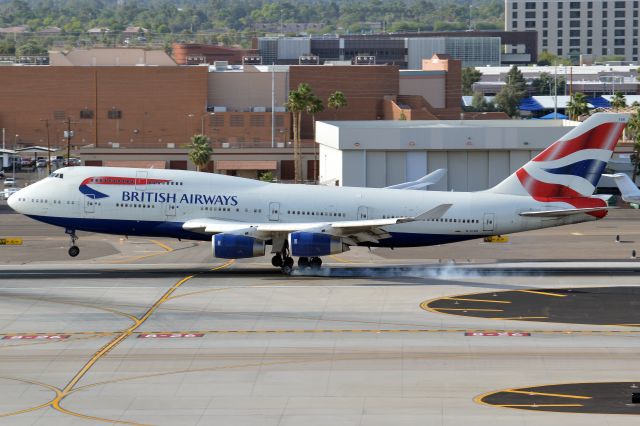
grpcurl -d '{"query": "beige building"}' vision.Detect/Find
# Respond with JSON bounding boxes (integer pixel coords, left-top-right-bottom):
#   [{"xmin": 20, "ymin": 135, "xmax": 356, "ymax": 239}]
[
  {"xmin": 49, "ymin": 48, "xmax": 177, "ymax": 66},
  {"xmin": 506, "ymin": 0, "xmax": 639, "ymax": 62}
]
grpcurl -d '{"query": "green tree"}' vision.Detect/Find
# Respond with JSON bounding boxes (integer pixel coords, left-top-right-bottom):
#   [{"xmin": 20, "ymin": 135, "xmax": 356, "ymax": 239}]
[
  {"xmin": 461, "ymin": 67, "xmax": 482, "ymax": 96},
  {"xmin": 286, "ymin": 83, "xmax": 316, "ymax": 183},
  {"xmin": 188, "ymin": 134, "xmax": 212, "ymax": 172},
  {"xmin": 627, "ymin": 107, "xmax": 640, "ymax": 178},
  {"xmin": 537, "ymin": 51, "xmax": 571, "ymax": 66},
  {"xmin": 531, "ymin": 72, "xmax": 566, "ymax": 96},
  {"xmin": 505, "ymin": 65, "xmax": 527, "ymax": 96},
  {"xmin": 306, "ymin": 95, "xmax": 324, "ymax": 182},
  {"xmin": 565, "ymin": 92, "xmax": 590, "ymax": 121},
  {"xmin": 470, "ymin": 92, "xmax": 494, "ymax": 112},
  {"xmin": 494, "ymin": 85, "xmax": 522, "ymax": 118},
  {"xmin": 328, "ymin": 90, "xmax": 348, "ymax": 119},
  {"xmin": 610, "ymin": 92, "xmax": 627, "ymax": 110}
]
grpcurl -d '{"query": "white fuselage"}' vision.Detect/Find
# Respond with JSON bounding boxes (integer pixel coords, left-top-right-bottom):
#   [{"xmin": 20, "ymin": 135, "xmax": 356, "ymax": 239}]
[{"xmin": 8, "ymin": 167, "xmax": 598, "ymax": 247}]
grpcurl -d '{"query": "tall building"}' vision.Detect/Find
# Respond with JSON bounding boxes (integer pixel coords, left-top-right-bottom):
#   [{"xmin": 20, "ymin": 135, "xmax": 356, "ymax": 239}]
[{"xmin": 505, "ymin": 0, "xmax": 639, "ymax": 63}]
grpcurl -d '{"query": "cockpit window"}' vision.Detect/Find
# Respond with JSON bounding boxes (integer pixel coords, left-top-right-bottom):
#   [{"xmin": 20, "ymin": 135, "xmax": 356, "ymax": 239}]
[{"xmin": 49, "ymin": 173, "xmax": 64, "ymax": 179}]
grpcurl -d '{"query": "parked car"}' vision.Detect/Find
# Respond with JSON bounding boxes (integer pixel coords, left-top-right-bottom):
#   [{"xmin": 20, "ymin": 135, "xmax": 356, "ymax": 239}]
[
  {"xmin": 3, "ymin": 187, "xmax": 18, "ymax": 200},
  {"xmin": 36, "ymin": 159, "xmax": 47, "ymax": 168},
  {"xmin": 20, "ymin": 158, "xmax": 32, "ymax": 167},
  {"xmin": 4, "ymin": 177, "xmax": 15, "ymax": 186},
  {"xmin": 0, "ymin": 170, "xmax": 4, "ymax": 178}
]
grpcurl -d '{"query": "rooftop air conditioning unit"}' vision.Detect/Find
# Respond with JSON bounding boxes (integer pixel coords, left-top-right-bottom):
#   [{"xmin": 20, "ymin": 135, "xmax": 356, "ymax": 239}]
[
  {"xmin": 112, "ymin": 143, "xmax": 120, "ymax": 148},
  {"xmin": 221, "ymin": 142, "xmax": 230, "ymax": 148},
  {"xmin": 166, "ymin": 143, "xmax": 175, "ymax": 148},
  {"xmin": 277, "ymin": 142, "xmax": 285, "ymax": 148}
]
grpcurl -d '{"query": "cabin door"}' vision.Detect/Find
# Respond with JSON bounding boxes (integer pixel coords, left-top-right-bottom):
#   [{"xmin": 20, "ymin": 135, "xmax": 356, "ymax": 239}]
[
  {"xmin": 483, "ymin": 213, "xmax": 495, "ymax": 232},
  {"xmin": 269, "ymin": 202, "xmax": 280, "ymax": 221}
]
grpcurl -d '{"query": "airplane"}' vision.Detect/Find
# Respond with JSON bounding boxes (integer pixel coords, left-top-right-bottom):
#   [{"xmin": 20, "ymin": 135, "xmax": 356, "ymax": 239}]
[
  {"xmin": 603, "ymin": 173, "xmax": 640, "ymax": 203},
  {"xmin": 385, "ymin": 168, "xmax": 446, "ymax": 190},
  {"xmin": 7, "ymin": 112, "xmax": 629, "ymax": 274}
]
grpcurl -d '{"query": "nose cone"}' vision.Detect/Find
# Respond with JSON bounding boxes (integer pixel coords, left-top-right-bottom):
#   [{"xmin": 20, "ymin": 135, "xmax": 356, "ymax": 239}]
[{"xmin": 7, "ymin": 189, "xmax": 20, "ymax": 212}]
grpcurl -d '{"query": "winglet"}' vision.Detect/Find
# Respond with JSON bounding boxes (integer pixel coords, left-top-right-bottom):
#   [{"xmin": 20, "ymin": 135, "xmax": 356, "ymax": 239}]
[{"xmin": 414, "ymin": 203, "xmax": 453, "ymax": 220}]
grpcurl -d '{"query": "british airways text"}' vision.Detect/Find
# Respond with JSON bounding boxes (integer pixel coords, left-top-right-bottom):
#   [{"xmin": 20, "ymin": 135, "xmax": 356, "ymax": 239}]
[{"xmin": 122, "ymin": 191, "xmax": 238, "ymax": 206}]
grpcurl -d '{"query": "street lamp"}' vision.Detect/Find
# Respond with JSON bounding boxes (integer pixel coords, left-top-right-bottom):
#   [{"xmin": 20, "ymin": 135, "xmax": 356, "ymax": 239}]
[{"xmin": 12, "ymin": 134, "xmax": 18, "ymax": 180}]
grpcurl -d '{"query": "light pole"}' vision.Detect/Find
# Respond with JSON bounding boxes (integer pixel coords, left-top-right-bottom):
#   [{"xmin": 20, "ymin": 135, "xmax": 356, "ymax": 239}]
[
  {"xmin": 40, "ymin": 119, "xmax": 51, "ymax": 174},
  {"xmin": 12, "ymin": 134, "xmax": 18, "ymax": 180}
]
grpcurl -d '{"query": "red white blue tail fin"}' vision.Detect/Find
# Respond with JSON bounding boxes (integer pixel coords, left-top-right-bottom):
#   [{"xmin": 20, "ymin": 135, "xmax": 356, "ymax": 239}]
[{"xmin": 488, "ymin": 112, "xmax": 629, "ymax": 198}]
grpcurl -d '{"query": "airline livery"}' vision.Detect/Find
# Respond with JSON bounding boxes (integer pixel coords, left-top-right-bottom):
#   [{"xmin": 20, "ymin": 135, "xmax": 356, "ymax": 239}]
[{"xmin": 7, "ymin": 112, "xmax": 629, "ymax": 273}]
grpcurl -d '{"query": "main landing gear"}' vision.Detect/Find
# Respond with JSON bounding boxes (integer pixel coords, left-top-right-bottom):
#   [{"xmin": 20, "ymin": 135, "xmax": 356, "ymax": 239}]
[
  {"xmin": 271, "ymin": 253, "xmax": 294, "ymax": 275},
  {"xmin": 298, "ymin": 257, "xmax": 322, "ymax": 270},
  {"xmin": 271, "ymin": 241, "xmax": 323, "ymax": 275},
  {"xmin": 66, "ymin": 229, "xmax": 80, "ymax": 257}
]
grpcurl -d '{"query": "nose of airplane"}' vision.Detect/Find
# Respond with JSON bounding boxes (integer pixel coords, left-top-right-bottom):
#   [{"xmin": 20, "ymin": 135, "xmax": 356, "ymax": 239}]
[{"xmin": 7, "ymin": 188, "xmax": 21, "ymax": 212}]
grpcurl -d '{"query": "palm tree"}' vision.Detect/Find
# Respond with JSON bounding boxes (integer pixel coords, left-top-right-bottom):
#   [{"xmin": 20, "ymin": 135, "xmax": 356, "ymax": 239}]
[
  {"xmin": 565, "ymin": 92, "xmax": 589, "ymax": 120},
  {"xmin": 306, "ymin": 95, "xmax": 324, "ymax": 182},
  {"xmin": 627, "ymin": 107, "xmax": 640, "ymax": 179},
  {"xmin": 328, "ymin": 91, "xmax": 348, "ymax": 119},
  {"xmin": 188, "ymin": 134, "xmax": 212, "ymax": 172},
  {"xmin": 286, "ymin": 83, "xmax": 313, "ymax": 183},
  {"xmin": 610, "ymin": 91, "xmax": 627, "ymax": 110}
]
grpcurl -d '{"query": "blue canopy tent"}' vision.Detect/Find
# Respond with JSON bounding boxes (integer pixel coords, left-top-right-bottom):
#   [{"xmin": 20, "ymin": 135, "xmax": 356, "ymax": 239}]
[
  {"xmin": 538, "ymin": 112, "xmax": 568, "ymax": 119},
  {"xmin": 518, "ymin": 97, "xmax": 544, "ymax": 112},
  {"xmin": 588, "ymin": 97, "xmax": 611, "ymax": 108}
]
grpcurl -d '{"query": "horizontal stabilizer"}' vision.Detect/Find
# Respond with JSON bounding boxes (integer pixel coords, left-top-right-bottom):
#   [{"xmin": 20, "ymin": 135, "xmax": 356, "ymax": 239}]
[
  {"xmin": 519, "ymin": 206, "xmax": 615, "ymax": 217},
  {"xmin": 385, "ymin": 169, "xmax": 447, "ymax": 190}
]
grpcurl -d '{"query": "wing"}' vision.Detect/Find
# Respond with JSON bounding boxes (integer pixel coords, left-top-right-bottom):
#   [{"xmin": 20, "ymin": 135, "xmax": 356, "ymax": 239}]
[
  {"xmin": 603, "ymin": 173, "xmax": 640, "ymax": 203},
  {"xmin": 385, "ymin": 169, "xmax": 447, "ymax": 190},
  {"xmin": 519, "ymin": 206, "xmax": 615, "ymax": 217},
  {"xmin": 183, "ymin": 204, "xmax": 452, "ymax": 245}
]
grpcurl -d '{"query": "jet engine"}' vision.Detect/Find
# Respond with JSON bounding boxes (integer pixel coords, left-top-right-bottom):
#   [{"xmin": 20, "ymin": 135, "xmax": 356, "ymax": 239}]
[
  {"xmin": 288, "ymin": 232, "xmax": 349, "ymax": 257},
  {"xmin": 212, "ymin": 234, "xmax": 265, "ymax": 259}
]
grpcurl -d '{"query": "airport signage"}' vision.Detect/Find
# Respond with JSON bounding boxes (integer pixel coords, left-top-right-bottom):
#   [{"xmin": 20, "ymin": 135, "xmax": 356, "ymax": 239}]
[
  {"xmin": 3, "ymin": 334, "xmax": 70, "ymax": 340},
  {"xmin": 0, "ymin": 238, "xmax": 23, "ymax": 245},
  {"xmin": 464, "ymin": 332, "xmax": 531, "ymax": 337},
  {"xmin": 137, "ymin": 333, "xmax": 204, "ymax": 339}
]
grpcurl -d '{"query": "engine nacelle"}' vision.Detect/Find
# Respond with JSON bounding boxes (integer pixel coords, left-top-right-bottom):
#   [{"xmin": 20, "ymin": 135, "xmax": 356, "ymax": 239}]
[
  {"xmin": 288, "ymin": 232, "xmax": 348, "ymax": 257},
  {"xmin": 212, "ymin": 234, "xmax": 265, "ymax": 259}
]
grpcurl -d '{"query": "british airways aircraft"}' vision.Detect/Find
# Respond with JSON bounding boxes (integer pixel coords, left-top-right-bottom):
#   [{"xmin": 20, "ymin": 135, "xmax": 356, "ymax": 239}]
[{"xmin": 7, "ymin": 112, "xmax": 629, "ymax": 273}]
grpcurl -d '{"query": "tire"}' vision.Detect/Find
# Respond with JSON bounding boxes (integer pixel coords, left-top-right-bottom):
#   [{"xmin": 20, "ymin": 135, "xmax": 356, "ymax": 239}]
[
  {"xmin": 298, "ymin": 257, "xmax": 309, "ymax": 268},
  {"xmin": 271, "ymin": 255, "xmax": 283, "ymax": 267},
  {"xmin": 68, "ymin": 246, "xmax": 80, "ymax": 257},
  {"xmin": 310, "ymin": 257, "xmax": 322, "ymax": 269}
]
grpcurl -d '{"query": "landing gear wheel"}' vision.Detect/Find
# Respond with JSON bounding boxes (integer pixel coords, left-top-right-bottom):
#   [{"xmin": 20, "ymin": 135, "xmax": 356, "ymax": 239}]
[
  {"xmin": 310, "ymin": 257, "xmax": 322, "ymax": 270},
  {"xmin": 282, "ymin": 264, "xmax": 293, "ymax": 275},
  {"xmin": 68, "ymin": 246, "xmax": 80, "ymax": 257},
  {"xmin": 271, "ymin": 254, "xmax": 283, "ymax": 268},
  {"xmin": 281, "ymin": 256, "xmax": 294, "ymax": 275},
  {"xmin": 298, "ymin": 257, "xmax": 309, "ymax": 268}
]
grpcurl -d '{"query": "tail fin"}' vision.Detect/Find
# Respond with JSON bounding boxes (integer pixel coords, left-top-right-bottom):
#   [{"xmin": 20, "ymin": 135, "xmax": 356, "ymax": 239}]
[
  {"xmin": 488, "ymin": 112, "xmax": 629, "ymax": 198},
  {"xmin": 603, "ymin": 173, "xmax": 640, "ymax": 203}
]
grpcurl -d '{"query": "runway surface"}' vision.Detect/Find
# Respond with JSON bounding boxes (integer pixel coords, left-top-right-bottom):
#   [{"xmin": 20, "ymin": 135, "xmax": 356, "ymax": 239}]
[{"xmin": 2, "ymin": 205, "xmax": 640, "ymax": 425}]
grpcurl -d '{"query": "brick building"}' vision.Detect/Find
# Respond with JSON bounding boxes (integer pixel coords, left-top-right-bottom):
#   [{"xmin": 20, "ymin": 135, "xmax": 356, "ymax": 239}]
[{"xmin": 172, "ymin": 43, "xmax": 259, "ymax": 65}]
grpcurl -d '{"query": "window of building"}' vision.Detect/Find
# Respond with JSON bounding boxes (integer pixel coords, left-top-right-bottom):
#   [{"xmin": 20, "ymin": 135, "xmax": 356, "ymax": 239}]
[
  {"xmin": 525, "ymin": 11, "xmax": 536, "ymax": 18},
  {"xmin": 512, "ymin": 1, "xmax": 518, "ymax": 9},
  {"xmin": 249, "ymin": 115, "xmax": 265, "ymax": 127},
  {"xmin": 602, "ymin": 2, "xmax": 607, "ymax": 8},
  {"xmin": 615, "ymin": 29, "xmax": 625, "ymax": 36},
  {"xmin": 635, "ymin": 10, "xmax": 639, "ymax": 18},
  {"xmin": 588, "ymin": 10, "xmax": 592, "ymax": 18},
  {"xmin": 587, "ymin": 29, "xmax": 592, "ymax": 37},
  {"xmin": 634, "ymin": 47, "xmax": 639, "ymax": 54},
  {"xmin": 587, "ymin": 48, "xmax": 592, "ymax": 54},
  {"xmin": 603, "ymin": 29, "xmax": 608, "ymax": 36},
  {"xmin": 570, "ymin": 39, "xmax": 580, "ymax": 46},
  {"xmin": 557, "ymin": 20, "xmax": 563, "ymax": 27},
  {"xmin": 570, "ymin": 11, "xmax": 580, "ymax": 18},
  {"xmin": 602, "ymin": 39, "xmax": 608, "ymax": 46},
  {"xmin": 603, "ymin": 20, "xmax": 608, "ymax": 27},
  {"xmin": 558, "ymin": 29, "xmax": 563, "ymax": 37},
  {"xmin": 614, "ymin": 48, "xmax": 625, "ymax": 55},
  {"xmin": 635, "ymin": 1, "xmax": 639, "ymax": 8},
  {"xmin": 543, "ymin": 20, "xmax": 548, "ymax": 27},
  {"xmin": 525, "ymin": 2, "xmax": 536, "ymax": 9},
  {"xmin": 587, "ymin": 39, "xmax": 592, "ymax": 46},
  {"xmin": 634, "ymin": 29, "xmax": 639, "ymax": 36},
  {"xmin": 542, "ymin": 39, "xmax": 548, "ymax": 47},
  {"xmin": 543, "ymin": 11, "xmax": 548, "ymax": 18},
  {"xmin": 512, "ymin": 11, "xmax": 518, "ymax": 18},
  {"xmin": 603, "ymin": 11, "xmax": 608, "ymax": 18},
  {"xmin": 587, "ymin": 1, "xmax": 592, "ymax": 7},
  {"xmin": 230, "ymin": 115, "xmax": 244, "ymax": 127},
  {"xmin": 543, "ymin": 1, "xmax": 548, "ymax": 8},
  {"xmin": 80, "ymin": 109, "xmax": 94, "ymax": 119},
  {"xmin": 570, "ymin": 30, "xmax": 580, "ymax": 37},
  {"xmin": 512, "ymin": 20, "xmax": 518, "ymax": 28},
  {"xmin": 525, "ymin": 21, "xmax": 536, "ymax": 28},
  {"xmin": 588, "ymin": 20, "xmax": 592, "ymax": 27},
  {"xmin": 614, "ymin": 1, "xmax": 625, "ymax": 8},
  {"xmin": 558, "ymin": 48, "xmax": 563, "ymax": 55},
  {"xmin": 558, "ymin": 2, "xmax": 563, "ymax": 8},
  {"xmin": 570, "ymin": 20, "xmax": 580, "ymax": 27},
  {"xmin": 615, "ymin": 39, "xmax": 625, "ymax": 46},
  {"xmin": 107, "ymin": 109, "xmax": 122, "ymax": 119},
  {"xmin": 615, "ymin": 20, "xmax": 625, "ymax": 27},
  {"xmin": 558, "ymin": 10, "xmax": 563, "ymax": 18},
  {"xmin": 570, "ymin": 2, "xmax": 580, "ymax": 8},
  {"xmin": 543, "ymin": 30, "xmax": 548, "ymax": 37},
  {"xmin": 615, "ymin": 10, "xmax": 625, "ymax": 18},
  {"xmin": 602, "ymin": 47, "xmax": 607, "ymax": 55}
]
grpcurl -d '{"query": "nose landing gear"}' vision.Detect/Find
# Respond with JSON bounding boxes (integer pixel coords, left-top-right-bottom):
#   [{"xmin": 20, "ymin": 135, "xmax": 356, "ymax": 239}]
[{"xmin": 66, "ymin": 229, "xmax": 80, "ymax": 257}]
